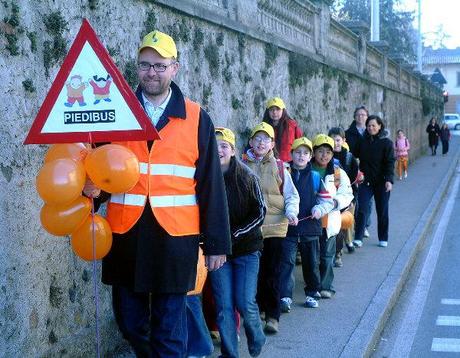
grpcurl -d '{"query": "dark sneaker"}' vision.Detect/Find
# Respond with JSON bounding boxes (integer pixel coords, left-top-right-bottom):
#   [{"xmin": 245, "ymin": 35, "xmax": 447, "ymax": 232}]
[
  {"xmin": 264, "ymin": 318, "xmax": 279, "ymax": 334},
  {"xmin": 346, "ymin": 243, "xmax": 355, "ymax": 253},
  {"xmin": 305, "ymin": 296, "xmax": 319, "ymax": 308}
]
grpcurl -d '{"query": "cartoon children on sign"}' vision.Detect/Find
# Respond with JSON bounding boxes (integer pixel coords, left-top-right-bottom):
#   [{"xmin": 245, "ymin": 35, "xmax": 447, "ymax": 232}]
[
  {"xmin": 64, "ymin": 73, "xmax": 112, "ymax": 107},
  {"xmin": 89, "ymin": 74, "xmax": 112, "ymax": 104},
  {"xmin": 64, "ymin": 75, "xmax": 88, "ymax": 107}
]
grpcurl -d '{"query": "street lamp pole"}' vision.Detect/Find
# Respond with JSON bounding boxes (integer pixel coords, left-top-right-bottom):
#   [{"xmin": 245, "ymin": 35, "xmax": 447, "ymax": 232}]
[{"xmin": 370, "ymin": 0, "xmax": 380, "ymax": 41}]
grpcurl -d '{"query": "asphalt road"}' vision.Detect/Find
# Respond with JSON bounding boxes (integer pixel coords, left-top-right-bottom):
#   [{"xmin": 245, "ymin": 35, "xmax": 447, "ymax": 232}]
[{"xmin": 373, "ymin": 161, "xmax": 460, "ymax": 358}]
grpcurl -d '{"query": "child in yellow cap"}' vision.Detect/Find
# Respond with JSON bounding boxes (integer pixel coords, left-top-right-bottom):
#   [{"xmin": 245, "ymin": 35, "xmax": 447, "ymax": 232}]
[
  {"xmin": 242, "ymin": 122, "xmax": 300, "ymax": 334},
  {"xmin": 263, "ymin": 97, "xmax": 303, "ymax": 162},
  {"xmin": 279, "ymin": 137, "xmax": 334, "ymax": 311},
  {"xmin": 208, "ymin": 127, "xmax": 266, "ymax": 357},
  {"xmin": 311, "ymin": 134, "xmax": 353, "ymax": 299}
]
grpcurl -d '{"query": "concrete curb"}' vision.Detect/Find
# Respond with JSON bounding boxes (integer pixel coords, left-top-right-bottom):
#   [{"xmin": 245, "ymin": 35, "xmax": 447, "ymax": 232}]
[{"xmin": 339, "ymin": 147, "xmax": 460, "ymax": 358}]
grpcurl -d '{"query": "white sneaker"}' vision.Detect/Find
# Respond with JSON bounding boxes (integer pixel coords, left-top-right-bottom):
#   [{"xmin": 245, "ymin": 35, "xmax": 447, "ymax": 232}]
[
  {"xmin": 363, "ymin": 228, "xmax": 370, "ymax": 238},
  {"xmin": 399, "ymin": 176, "xmax": 402, "ymax": 180},
  {"xmin": 280, "ymin": 297, "xmax": 292, "ymax": 313},
  {"xmin": 305, "ymin": 296, "xmax": 319, "ymax": 308},
  {"xmin": 353, "ymin": 240, "xmax": 363, "ymax": 248},
  {"xmin": 404, "ymin": 171, "xmax": 408, "ymax": 178},
  {"xmin": 378, "ymin": 241, "xmax": 388, "ymax": 247}
]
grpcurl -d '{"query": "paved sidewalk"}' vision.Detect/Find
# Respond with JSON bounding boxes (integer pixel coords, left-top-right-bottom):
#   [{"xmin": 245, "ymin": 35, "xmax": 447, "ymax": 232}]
[{"xmin": 218, "ymin": 136, "xmax": 460, "ymax": 358}]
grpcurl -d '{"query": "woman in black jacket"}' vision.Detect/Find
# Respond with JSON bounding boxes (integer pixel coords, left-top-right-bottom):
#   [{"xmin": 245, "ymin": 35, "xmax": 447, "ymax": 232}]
[
  {"xmin": 209, "ymin": 127, "xmax": 267, "ymax": 358},
  {"xmin": 426, "ymin": 117, "xmax": 441, "ymax": 155},
  {"xmin": 353, "ymin": 115, "xmax": 395, "ymax": 248}
]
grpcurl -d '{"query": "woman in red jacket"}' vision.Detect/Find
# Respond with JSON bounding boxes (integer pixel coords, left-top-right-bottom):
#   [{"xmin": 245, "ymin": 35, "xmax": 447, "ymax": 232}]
[{"xmin": 263, "ymin": 97, "xmax": 303, "ymax": 162}]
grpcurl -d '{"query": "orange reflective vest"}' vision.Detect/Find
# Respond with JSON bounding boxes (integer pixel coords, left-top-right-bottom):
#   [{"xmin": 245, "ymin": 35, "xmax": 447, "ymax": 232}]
[{"xmin": 106, "ymin": 98, "xmax": 201, "ymax": 236}]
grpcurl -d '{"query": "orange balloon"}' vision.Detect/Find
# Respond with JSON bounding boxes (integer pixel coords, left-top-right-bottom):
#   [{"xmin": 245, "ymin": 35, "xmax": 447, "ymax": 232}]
[
  {"xmin": 44, "ymin": 143, "xmax": 90, "ymax": 163},
  {"xmin": 340, "ymin": 211, "xmax": 354, "ymax": 230},
  {"xmin": 36, "ymin": 159, "xmax": 86, "ymax": 205},
  {"xmin": 71, "ymin": 214, "xmax": 112, "ymax": 261},
  {"xmin": 84, "ymin": 144, "xmax": 140, "ymax": 193},
  {"xmin": 40, "ymin": 196, "xmax": 92, "ymax": 236}
]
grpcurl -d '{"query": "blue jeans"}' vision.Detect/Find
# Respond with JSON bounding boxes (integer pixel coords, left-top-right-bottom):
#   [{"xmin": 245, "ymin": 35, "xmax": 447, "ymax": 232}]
[
  {"xmin": 210, "ymin": 251, "xmax": 266, "ymax": 358},
  {"xmin": 280, "ymin": 236, "xmax": 321, "ymax": 299},
  {"xmin": 354, "ymin": 183, "xmax": 390, "ymax": 242},
  {"xmin": 112, "ymin": 286, "xmax": 150, "ymax": 357},
  {"xmin": 112, "ymin": 286, "xmax": 188, "ymax": 357},
  {"xmin": 186, "ymin": 295, "xmax": 214, "ymax": 357},
  {"xmin": 319, "ymin": 230, "xmax": 336, "ymax": 292}
]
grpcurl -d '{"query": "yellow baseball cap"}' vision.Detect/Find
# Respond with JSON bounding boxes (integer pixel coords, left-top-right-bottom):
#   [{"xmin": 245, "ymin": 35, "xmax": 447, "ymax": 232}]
[
  {"xmin": 342, "ymin": 142, "xmax": 350, "ymax": 151},
  {"xmin": 266, "ymin": 97, "xmax": 286, "ymax": 110},
  {"xmin": 291, "ymin": 137, "xmax": 313, "ymax": 152},
  {"xmin": 139, "ymin": 30, "xmax": 177, "ymax": 59},
  {"xmin": 215, "ymin": 127, "xmax": 236, "ymax": 147},
  {"xmin": 312, "ymin": 134, "xmax": 334, "ymax": 150},
  {"xmin": 251, "ymin": 122, "xmax": 275, "ymax": 139}
]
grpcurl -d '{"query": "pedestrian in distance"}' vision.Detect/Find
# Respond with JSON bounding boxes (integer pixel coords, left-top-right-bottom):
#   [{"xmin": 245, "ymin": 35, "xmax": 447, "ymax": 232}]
[
  {"xmin": 209, "ymin": 127, "xmax": 267, "ymax": 358},
  {"xmin": 242, "ymin": 122, "xmax": 300, "ymax": 335},
  {"xmin": 394, "ymin": 129, "xmax": 410, "ymax": 180},
  {"xmin": 328, "ymin": 127, "xmax": 361, "ymax": 259},
  {"xmin": 311, "ymin": 134, "xmax": 353, "ymax": 298},
  {"xmin": 84, "ymin": 30, "xmax": 232, "ymax": 357},
  {"xmin": 426, "ymin": 117, "xmax": 441, "ymax": 156},
  {"xmin": 353, "ymin": 115, "xmax": 395, "ymax": 249},
  {"xmin": 440, "ymin": 123, "xmax": 451, "ymax": 156},
  {"xmin": 279, "ymin": 137, "xmax": 334, "ymax": 311},
  {"xmin": 262, "ymin": 97, "xmax": 303, "ymax": 162}
]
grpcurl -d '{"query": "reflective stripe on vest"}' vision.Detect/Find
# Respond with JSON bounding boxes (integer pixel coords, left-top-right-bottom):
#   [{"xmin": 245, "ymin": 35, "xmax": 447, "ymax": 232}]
[
  {"xmin": 150, "ymin": 164, "xmax": 196, "ymax": 179},
  {"xmin": 106, "ymin": 98, "xmax": 201, "ymax": 236},
  {"xmin": 110, "ymin": 193, "xmax": 146, "ymax": 206},
  {"xmin": 150, "ymin": 194, "xmax": 197, "ymax": 208}
]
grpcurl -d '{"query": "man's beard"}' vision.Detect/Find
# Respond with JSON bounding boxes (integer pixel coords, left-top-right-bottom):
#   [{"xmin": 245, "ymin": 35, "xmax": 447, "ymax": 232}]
[{"xmin": 140, "ymin": 78, "xmax": 171, "ymax": 97}]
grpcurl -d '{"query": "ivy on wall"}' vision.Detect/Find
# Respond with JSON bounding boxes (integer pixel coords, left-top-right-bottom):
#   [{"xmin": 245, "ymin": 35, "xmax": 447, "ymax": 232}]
[
  {"xmin": 3, "ymin": 2, "xmax": 21, "ymax": 56},
  {"xmin": 43, "ymin": 12, "xmax": 68, "ymax": 77}
]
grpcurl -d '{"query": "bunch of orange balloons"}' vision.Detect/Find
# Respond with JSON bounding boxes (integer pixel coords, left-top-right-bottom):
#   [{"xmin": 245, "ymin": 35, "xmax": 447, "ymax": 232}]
[{"xmin": 37, "ymin": 143, "xmax": 140, "ymax": 261}]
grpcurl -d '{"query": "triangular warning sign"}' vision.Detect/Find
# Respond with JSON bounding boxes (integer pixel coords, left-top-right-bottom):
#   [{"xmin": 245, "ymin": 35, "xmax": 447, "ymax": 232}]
[{"xmin": 24, "ymin": 19, "xmax": 159, "ymax": 144}]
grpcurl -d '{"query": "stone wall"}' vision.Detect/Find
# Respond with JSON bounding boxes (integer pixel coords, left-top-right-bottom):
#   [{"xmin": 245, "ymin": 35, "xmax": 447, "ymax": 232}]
[{"xmin": 0, "ymin": 0, "xmax": 443, "ymax": 356}]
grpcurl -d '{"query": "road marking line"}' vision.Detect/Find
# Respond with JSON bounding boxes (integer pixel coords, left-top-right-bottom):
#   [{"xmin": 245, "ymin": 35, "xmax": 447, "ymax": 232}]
[
  {"xmin": 436, "ymin": 316, "xmax": 460, "ymax": 326},
  {"xmin": 432, "ymin": 338, "xmax": 460, "ymax": 352},
  {"xmin": 441, "ymin": 298, "xmax": 460, "ymax": 305},
  {"xmin": 390, "ymin": 173, "xmax": 460, "ymax": 358}
]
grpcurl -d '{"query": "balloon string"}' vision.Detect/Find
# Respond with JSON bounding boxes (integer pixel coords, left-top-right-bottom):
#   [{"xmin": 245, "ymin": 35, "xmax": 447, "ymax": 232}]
[
  {"xmin": 262, "ymin": 215, "xmax": 313, "ymax": 228},
  {"xmin": 90, "ymin": 197, "xmax": 101, "ymax": 358}
]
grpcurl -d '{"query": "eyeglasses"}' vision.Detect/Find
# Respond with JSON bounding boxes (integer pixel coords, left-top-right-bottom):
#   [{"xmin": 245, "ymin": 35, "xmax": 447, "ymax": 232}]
[
  {"xmin": 138, "ymin": 61, "xmax": 175, "ymax": 72},
  {"xmin": 252, "ymin": 136, "xmax": 272, "ymax": 144}
]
